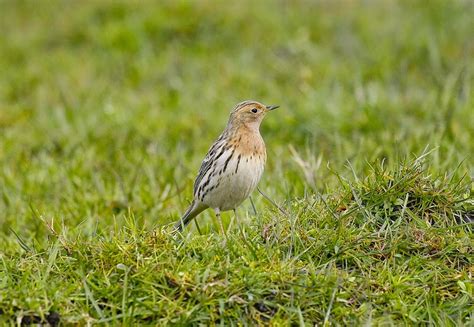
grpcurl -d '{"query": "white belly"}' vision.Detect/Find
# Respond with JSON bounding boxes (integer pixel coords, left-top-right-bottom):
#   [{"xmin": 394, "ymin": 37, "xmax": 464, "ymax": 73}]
[{"xmin": 202, "ymin": 155, "xmax": 264, "ymax": 211}]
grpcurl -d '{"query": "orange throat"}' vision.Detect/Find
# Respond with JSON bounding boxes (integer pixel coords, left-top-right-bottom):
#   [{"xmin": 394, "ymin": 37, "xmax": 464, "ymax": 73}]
[{"xmin": 231, "ymin": 127, "xmax": 266, "ymax": 161}]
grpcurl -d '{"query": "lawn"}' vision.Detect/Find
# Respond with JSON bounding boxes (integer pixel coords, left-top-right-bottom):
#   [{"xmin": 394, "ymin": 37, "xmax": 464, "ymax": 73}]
[{"xmin": 0, "ymin": 0, "xmax": 473, "ymax": 325}]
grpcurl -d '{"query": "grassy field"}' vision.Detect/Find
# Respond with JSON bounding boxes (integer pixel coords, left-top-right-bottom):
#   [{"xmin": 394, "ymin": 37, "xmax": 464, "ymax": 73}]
[{"xmin": 1, "ymin": 0, "xmax": 473, "ymax": 325}]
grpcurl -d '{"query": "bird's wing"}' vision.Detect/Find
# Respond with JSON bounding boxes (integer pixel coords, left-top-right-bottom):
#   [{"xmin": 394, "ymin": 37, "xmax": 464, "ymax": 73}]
[{"xmin": 192, "ymin": 134, "xmax": 228, "ymax": 196}]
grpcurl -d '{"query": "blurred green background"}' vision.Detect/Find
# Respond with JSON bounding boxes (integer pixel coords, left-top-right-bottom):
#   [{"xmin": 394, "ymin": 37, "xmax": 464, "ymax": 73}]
[
  {"xmin": 0, "ymin": 0, "xmax": 473, "ymax": 239},
  {"xmin": 0, "ymin": 1, "xmax": 473, "ymax": 324}
]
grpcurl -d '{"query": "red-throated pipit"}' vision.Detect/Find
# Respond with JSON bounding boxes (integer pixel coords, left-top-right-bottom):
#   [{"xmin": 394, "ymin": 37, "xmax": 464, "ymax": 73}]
[{"xmin": 174, "ymin": 100, "xmax": 279, "ymax": 233}]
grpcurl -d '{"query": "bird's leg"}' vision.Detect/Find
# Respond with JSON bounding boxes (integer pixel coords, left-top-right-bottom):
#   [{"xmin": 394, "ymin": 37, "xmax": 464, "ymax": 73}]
[
  {"xmin": 216, "ymin": 208, "xmax": 229, "ymax": 247},
  {"xmin": 227, "ymin": 209, "xmax": 237, "ymax": 234},
  {"xmin": 215, "ymin": 208, "xmax": 226, "ymax": 236}
]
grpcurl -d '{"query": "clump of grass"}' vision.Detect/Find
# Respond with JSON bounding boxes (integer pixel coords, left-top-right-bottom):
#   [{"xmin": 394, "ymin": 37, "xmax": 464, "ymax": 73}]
[
  {"xmin": 339, "ymin": 158, "xmax": 472, "ymax": 229},
  {"xmin": 256, "ymin": 157, "xmax": 473, "ymax": 324}
]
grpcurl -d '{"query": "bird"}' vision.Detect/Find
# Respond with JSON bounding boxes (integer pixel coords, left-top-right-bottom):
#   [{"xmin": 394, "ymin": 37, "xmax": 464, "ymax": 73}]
[{"xmin": 174, "ymin": 100, "xmax": 279, "ymax": 233}]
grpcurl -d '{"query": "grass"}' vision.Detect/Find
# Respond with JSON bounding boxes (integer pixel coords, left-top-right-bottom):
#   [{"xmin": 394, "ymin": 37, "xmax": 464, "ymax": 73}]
[{"xmin": 0, "ymin": 0, "xmax": 473, "ymax": 325}]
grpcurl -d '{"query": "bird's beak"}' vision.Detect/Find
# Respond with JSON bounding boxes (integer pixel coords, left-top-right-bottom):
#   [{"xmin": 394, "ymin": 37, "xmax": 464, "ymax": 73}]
[{"xmin": 266, "ymin": 105, "xmax": 280, "ymax": 111}]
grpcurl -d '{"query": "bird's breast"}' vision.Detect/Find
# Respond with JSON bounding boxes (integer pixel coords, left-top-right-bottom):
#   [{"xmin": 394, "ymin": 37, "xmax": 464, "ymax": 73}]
[{"xmin": 199, "ymin": 146, "xmax": 266, "ymax": 211}]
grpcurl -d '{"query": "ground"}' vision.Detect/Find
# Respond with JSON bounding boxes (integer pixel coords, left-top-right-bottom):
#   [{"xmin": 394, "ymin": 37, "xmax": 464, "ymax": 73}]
[{"xmin": 0, "ymin": 1, "xmax": 473, "ymax": 325}]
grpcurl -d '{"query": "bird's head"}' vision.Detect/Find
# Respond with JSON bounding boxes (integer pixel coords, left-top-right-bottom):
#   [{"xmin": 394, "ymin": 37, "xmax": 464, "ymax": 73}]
[{"xmin": 228, "ymin": 100, "xmax": 279, "ymax": 131}]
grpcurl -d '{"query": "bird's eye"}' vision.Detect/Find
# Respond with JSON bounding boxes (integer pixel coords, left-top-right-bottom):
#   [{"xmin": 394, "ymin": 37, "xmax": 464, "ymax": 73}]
[{"xmin": 251, "ymin": 108, "xmax": 258, "ymax": 113}]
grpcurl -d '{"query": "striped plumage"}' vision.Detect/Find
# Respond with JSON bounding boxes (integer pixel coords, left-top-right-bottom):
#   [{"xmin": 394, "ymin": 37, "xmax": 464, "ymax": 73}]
[{"xmin": 174, "ymin": 100, "xmax": 279, "ymax": 232}]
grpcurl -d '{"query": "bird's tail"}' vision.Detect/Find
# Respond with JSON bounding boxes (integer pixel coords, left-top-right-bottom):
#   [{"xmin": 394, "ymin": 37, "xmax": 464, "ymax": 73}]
[{"xmin": 174, "ymin": 201, "xmax": 206, "ymax": 232}]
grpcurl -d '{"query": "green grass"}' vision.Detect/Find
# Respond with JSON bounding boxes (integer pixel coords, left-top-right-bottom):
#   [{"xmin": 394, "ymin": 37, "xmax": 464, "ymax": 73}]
[{"xmin": 1, "ymin": 0, "xmax": 473, "ymax": 325}]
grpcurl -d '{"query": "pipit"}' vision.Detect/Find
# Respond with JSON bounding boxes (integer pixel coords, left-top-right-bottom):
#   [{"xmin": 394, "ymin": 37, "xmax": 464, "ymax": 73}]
[{"xmin": 174, "ymin": 100, "xmax": 279, "ymax": 233}]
